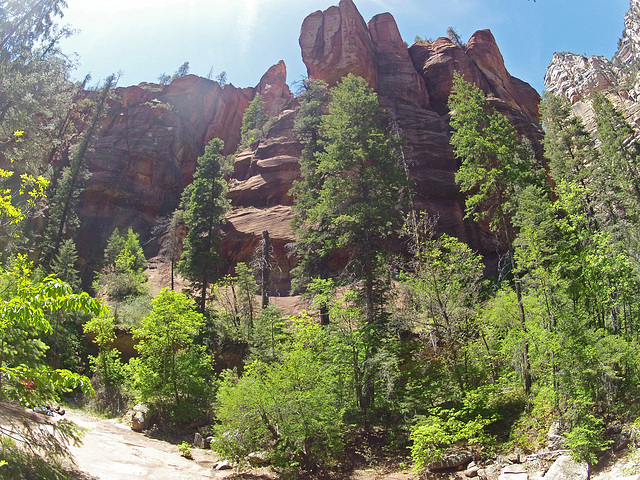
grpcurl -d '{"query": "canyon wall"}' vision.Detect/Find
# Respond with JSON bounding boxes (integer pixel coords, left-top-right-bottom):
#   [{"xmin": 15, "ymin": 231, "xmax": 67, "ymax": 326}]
[
  {"xmin": 76, "ymin": 0, "xmax": 543, "ymax": 293},
  {"xmin": 545, "ymin": 0, "xmax": 640, "ymax": 133}
]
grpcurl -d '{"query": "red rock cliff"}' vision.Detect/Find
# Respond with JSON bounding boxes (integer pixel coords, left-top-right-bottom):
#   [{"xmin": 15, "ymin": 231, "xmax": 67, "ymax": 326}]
[{"xmin": 76, "ymin": 1, "xmax": 542, "ymax": 291}]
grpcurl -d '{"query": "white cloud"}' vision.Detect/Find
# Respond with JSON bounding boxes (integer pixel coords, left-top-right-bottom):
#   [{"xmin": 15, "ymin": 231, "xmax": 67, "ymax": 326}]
[{"xmin": 237, "ymin": 0, "xmax": 260, "ymax": 55}]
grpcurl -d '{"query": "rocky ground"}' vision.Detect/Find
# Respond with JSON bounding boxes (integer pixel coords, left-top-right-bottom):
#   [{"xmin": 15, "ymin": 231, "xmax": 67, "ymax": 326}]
[
  {"xmin": 4, "ymin": 403, "xmax": 640, "ymax": 480},
  {"xmin": 60, "ymin": 406, "xmax": 640, "ymax": 480}
]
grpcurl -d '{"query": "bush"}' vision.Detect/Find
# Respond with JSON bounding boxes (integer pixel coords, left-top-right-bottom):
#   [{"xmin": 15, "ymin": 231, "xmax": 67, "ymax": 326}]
[
  {"xmin": 213, "ymin": 315, "xmax": 344, "ymax": 473},
  {"xmin": 128, "ymin": 289, "xmax": 213, "ymax": 423},
  {"xmin": 410, "ymin": 385, "xmax": 501, "ymax": 471},
  {"xmin": 564, "ymin": 395, "xmax": 612, "ymax": 464}
]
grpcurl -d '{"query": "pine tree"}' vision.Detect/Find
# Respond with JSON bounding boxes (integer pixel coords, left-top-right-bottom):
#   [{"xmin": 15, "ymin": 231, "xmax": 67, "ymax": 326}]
[
  {"xmin": 42, "ymin": 74, "xmax": 116, "ymax": 265},
  {"xmin": 178, "ymin": 138, "xmax": 230, "ymax": 313},
  {"xmin": 240, "ymin": 94, "xmax": 268, "ymax": 147},
  {"xmin": 449, "ymin": 72, "xmax": 540, "ymax": 393},
  {"xmin": 50, "ymin": 237, "xmax": 80, "ymax": 291},
  {"xmin": 291, "ymin": 74, "xmax": 410, "ymax": 419},
  {"xmin": 290, "ymin": 79, "xmax": 332, "ymax": 322}
]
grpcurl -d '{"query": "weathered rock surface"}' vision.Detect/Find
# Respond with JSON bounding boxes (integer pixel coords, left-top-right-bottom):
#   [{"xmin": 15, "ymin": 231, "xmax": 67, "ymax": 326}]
[
  {"xmin": 131, "ymin": 403, "xmax": 153, "ymax": 431},
  {"xmin": 408, "ymin": 30, "xmax": 539, "ymax": 120},
  {"xmin": 76, "ymin": 65, "xmax": 291, "ymax": 280},
  {"xmin": 428, "ymin": 451, "xmax": 473, "ymax": 472},
  {"xmin": 299, "ymin": 0, "xmax": 541, "ymax": 268},
  {"xmin": 545, "ymin": 0, "xmax": 640, "ymax": 134},
  {"xmin": 498, "ymin": 464, "xmax": 528, "ymax": 480},
  {"xmin": 221, "ymin": 206, "xmax": 295, "ymax": 293},
  {"xmin": 299, "ymin": 0, "xmax": 378, "ymax": 89},
  {"xmin": 368, "ymin": 12, "xmax": 429, "ymax": 107},
  {"xmin": 543, "ymin": 455, "xmax": 588, "ymax": 480},
  {"xmin": 75, "ymin": 0, "xmax": 543, "ymax": 293}
]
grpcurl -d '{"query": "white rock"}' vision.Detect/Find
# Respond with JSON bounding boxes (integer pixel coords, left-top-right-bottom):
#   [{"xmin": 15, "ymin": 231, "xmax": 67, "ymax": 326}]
[{"xmin": 543, "ymin": 455, "xmax": 588, "ymax": 480}]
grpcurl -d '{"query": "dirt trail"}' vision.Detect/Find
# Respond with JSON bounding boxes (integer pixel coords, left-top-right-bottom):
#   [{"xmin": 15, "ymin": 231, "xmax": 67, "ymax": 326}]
[{"xmin": 65, "ymin": 409, "xmax": 233, "ymax": 480}]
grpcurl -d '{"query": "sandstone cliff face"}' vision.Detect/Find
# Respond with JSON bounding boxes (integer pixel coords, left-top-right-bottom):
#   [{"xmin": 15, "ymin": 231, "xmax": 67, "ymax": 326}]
[
  {"xmin": 76, "ymin": 68, "xmax": 292, "ymax": 273},
  {"xmin": 77, "ymin": 1, "xmax": 543, "ymax": 291},
  {"xmin": 299, "ymin": 0, "xmax": 378, "ymax": 90},
  {"xmin": 545, "ymin": 0, "xmax": 640, "ymax": 133},
  {"xmin": 230, "ymin": 0, "xmax": 542, "ymax": 282},
  {"xmin": 299, "ymin": 1, "xmax": 541, "ymax": 261}
]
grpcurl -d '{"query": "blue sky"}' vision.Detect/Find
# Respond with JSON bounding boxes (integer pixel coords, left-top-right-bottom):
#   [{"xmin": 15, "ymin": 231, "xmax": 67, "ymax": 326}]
[{"xmin": 59, "ymin": 0, "xmax": 630, "ymax": 94}]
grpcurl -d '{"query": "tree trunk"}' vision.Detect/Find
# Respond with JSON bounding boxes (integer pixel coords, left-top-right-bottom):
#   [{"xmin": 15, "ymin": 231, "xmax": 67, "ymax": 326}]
[{"xmin": 261, "ymin": 230, "xmax": 270, "ymax": 308}]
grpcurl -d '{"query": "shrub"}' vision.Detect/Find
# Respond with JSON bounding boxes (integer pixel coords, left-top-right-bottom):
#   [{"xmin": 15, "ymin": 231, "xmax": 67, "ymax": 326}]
[{"xmin": 213, "ymin": 315, "xmax": 344, "ymax": 473}]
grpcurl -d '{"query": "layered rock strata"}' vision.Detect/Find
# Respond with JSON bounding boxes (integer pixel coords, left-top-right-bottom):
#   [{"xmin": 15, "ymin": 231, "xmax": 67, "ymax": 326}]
[
  {"xmin": 545, "ymin": 0, "xmax": 640, "ymax": 132},
  {"xmin": 77, "ymin": 0, "xmax": 543, "ymax": 292}
]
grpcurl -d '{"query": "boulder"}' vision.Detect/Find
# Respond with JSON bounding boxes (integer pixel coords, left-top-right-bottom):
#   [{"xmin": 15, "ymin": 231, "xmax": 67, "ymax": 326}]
[
  {"xmin": 194, "ymin": 432, "xmax": 205, "ymax": 448},
  {"xmin": 543, "ymin": 455, "xmax": 588, "ymax": 480},
  {"xmin": 247, "ymin": 451, "xmax": 268, "ymax": 466},
  {"xmin": 428, "ymin": 451, "xmax": 474, "ymax": 472},
  {"xmin": 465, "ymin": 465, "xmax": 480, "ymax": 477},
  {"xmin": 479, "ymin": 464, "xmax": 503, "ymax": 480},
  {"xmin": 498, "ymin": 464, "xmax": 528, "ymax": 480},
  {"xmin": 131, "ymin": 403, "xmax": 152, "ymax": 432},
  {"xmin": 214, "ymin": 460, "xmax": 233, "ymax": 470}
]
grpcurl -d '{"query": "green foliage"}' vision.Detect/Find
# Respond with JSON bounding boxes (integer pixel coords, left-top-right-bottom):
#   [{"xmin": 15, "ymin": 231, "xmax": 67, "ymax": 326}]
[
  {"xmin": 42, "ymin": 74, "xmax": 116, "ymax": 266},
  {"xmin": 398, "ymin": 213, "xmax": 485, "ymax": 396},
  {"xmin": 240, "ymin": 94, "xmax": 268, "ymax": 147},
  {"xmin": 94, "ymin": 227, "xmax": 148, "ymax": 302},
  {"xmin": 564, "ymin": 395, "xmax": 612, "ymax": 464},
  {"xmin": 178, "ymin": 441, "xmax": 193, "ymax": 459},
  {"xmin": 290, "ymin": 79, "xmax": 332, "ymax": 293},
  {"xmin": 129, "ymin": 289, "xmax": 213, "ymax": 423},
  {"xmin": 248, "ymin": 305, "xmax": 287, "ymax": 364},
  {"xmin": 50, "ymin": 238, "xmax": 80, "ymax": 291},
  {"xmin": 449, "ymin": 72, "xmax": 540, "ymax": 229},
  {"xmin": 0, "ymin": 0, "xmax": 70, "ymax": 63},
  {"xmin": 83, "ymin": 314, "xmax": 125, "ymax": 387},
  {"xmin": 213, "ymin": 315, "xmax": 344, "ymax": 473},
  {"xmin": 296, "ymin": 74, "xmax": 410, "ymax": 325},
  {"xmin": 446, "ymin": 27, "xmax": 467, "ymax": 50},
  {"xmin": 410, "ymin": 385, "xmax": 500, "ymax": 470},
  {"xmin": 178, "ymin": 138, "xmax": 230, "ymax": 313},
  {"xmin": 0, "ymin": 256, "xmax": 102, "ymax": 467},
  {"xmin": 449, "ymin": 72, "xmax": 541, "ymax": 393},
  {"xmin": 209, "ymin": 262, "xmax": 259, "ymax": 342},
  {"xmin": 0, "ymin": 436, "xmax": 76, "ymax": 480}
]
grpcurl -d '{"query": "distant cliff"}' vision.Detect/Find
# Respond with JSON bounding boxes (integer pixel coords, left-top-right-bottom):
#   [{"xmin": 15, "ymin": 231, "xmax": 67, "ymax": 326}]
[
  {"xmin": 76, "ymin": 0, "xmax": 543, "ymax": 292},
  {"xmin": 545, "ymin": 0, "xmax": 640, "ymax": 132}
]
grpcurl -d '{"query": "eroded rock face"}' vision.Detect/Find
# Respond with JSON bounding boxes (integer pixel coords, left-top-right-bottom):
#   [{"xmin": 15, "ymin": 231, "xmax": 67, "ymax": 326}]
[
  {"xmin": 299, "ymin": 0, "xmax": 378, "ymax": 88},
  {"xmin": 409, "ymin": 37, "xmax": 491, "ymax": 116},
  {"xmin": 544, "ymin": 0, "xmax": 640, "ymax": 134},
  {"xmin": 368, "ymin": 13, "xmax": 429, "ymax": 107},
  {"xmin": 76, "ymin": 1, "xmax": 543, "ymax": 293},
  {"xmin": 299, "ymin": 1, "xmax": 541, "ymax": 266},
  {"xmin": 76, "ymin": 66, "xmax": 291, "ymax": 276},
  {"xmin": 408, "ymin": 31, "xmax": 539, "ymax": 119}
]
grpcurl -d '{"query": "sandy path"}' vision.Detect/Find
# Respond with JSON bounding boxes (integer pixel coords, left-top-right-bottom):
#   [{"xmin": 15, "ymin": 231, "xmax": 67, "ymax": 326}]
[{"xmin": 65, "ymin": 409, "xmax": 233, "ymax": 480}]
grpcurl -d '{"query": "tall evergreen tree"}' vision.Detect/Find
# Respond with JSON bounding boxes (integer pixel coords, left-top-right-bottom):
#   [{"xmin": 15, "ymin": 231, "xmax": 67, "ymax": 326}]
[
  {"xmin": 0, "ymin": 0, "xmax": 70, "ymax": 63},
  {"xmin": 591, "ymin": 93, "xmax": 640, "ymax": 237},
  {"xmin": 448, "ymin": 72, "xmax": 540, "ymax": 393},
  {"xmin": 290, "ymin": 79, "xmax": 332, "ymax": 322},
  {"xmin": 178, "ymin": 138, "xmax": 230, "ymax": 313},
  {"xmin": 41, "ymin": 74, "xmax": 116, "ymax": 265},
  {"xmin": 291, "ymin": 74, "xmax": 410, "ymax": 418}
]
